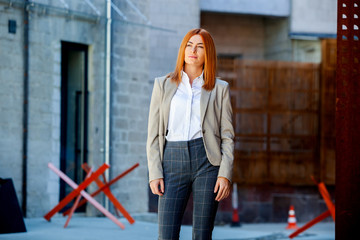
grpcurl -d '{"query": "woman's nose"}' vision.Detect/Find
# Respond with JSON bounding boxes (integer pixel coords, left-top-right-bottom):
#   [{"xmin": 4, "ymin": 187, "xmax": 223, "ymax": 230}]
[{"xmin": 191, "ymin": 46, "xmax": 197, "ymax": 53}]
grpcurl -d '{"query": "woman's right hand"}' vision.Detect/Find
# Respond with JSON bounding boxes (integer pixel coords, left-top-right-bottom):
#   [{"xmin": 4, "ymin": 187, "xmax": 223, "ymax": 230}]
[{"xmin": 149, "ymin": 178, "xmax": 164, "ymax": 196}]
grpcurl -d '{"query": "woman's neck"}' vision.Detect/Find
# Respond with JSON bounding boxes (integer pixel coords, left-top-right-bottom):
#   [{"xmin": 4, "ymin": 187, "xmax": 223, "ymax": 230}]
[{"xmin": 184, "ymin": 64, "xmax": 203, "ymax": 84}]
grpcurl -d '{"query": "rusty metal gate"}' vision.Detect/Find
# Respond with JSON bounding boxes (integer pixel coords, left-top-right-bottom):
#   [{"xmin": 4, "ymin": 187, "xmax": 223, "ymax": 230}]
[{"xmin": 218, "ymin": 59, "xmax": 327, "ymax": 186}]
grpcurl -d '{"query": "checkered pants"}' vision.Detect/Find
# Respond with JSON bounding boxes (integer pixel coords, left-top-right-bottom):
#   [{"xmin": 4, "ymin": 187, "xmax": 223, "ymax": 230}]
[{"xmin": 158, "ymin": 137, "xmax": 219, "ymax": 240}]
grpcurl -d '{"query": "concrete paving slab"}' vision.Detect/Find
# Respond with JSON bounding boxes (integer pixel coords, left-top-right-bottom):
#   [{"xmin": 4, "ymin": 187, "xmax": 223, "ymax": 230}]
[{"xmin": 0, "ymin": 217, "xmax": 335, "ymax": 240}]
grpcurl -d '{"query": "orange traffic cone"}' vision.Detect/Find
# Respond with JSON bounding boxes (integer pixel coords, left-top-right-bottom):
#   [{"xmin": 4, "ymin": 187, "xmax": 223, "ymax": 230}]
[
  {"xmin": 231, "ymin": 183, "xmax": 241, "ymax": 227},
  {"xmin": 286, "ymin": 205, "xmax": 298, "ymax": 229}
]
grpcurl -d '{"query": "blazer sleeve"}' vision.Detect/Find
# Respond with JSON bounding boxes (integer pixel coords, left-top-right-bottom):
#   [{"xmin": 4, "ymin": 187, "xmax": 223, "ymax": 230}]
[
  {"xmin": 218, "ymin": 83, "xmax": 235, "ymax": 182},
  {"xmin": 146, "ymin": 78, "xmax": 164, "ymax": 182}
]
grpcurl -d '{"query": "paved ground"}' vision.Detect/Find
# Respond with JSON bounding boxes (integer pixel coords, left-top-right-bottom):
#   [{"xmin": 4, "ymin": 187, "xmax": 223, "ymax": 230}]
[{"xmin": 0, "ymin": 216, "xmax": 335, "ymax": 240}]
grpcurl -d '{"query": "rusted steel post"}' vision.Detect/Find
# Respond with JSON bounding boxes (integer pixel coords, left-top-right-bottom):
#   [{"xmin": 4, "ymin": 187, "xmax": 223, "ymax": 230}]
[{"xmin": 336, "ymin": 0, "xmax": 360, "ymax": 238}]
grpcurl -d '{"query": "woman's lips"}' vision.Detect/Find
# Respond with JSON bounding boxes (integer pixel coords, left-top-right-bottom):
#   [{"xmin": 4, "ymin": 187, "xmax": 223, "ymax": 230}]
[{"xmin": 189, "ymin": 56, "xmax": 197, "ymax": 58}]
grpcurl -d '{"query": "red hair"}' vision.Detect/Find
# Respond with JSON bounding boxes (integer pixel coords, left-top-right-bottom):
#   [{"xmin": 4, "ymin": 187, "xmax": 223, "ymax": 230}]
[{"xmin": 169, "ymin": 28, "xmax": 217, "ymax": 91}]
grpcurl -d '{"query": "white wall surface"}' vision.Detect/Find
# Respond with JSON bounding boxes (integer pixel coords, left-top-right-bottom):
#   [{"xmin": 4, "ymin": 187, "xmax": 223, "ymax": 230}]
[{"xmin": 290, "ymin": 0, "xmax": 337, "ymax": 36}]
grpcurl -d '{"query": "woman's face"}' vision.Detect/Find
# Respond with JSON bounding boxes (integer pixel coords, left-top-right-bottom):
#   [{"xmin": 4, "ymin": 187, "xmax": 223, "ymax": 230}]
[{"xmin": 184, "ymin": 34, "xmax": 205, "ymax": 68}]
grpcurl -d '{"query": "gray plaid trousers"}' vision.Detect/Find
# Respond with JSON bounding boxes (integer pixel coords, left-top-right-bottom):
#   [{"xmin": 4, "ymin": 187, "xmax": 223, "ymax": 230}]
[{"xmin": 158, "ymin": 137, "xmax": 219, "ymax": 240}]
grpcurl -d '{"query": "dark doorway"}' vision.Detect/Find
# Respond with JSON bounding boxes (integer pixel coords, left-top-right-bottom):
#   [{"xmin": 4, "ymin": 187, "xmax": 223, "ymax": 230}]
[{"xmin": 60, "ymin": 41, "xmax": 89, "ymax": 212}]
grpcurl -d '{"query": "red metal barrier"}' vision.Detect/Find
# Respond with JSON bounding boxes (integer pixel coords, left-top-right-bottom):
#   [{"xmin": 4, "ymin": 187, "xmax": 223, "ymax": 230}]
[{"xmin": 289, "ymin": 177, "xmax": 335, "ymax": 238}]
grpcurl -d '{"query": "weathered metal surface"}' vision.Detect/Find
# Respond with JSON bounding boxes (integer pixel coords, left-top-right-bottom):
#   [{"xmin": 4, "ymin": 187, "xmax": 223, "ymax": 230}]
[
  {"xmin": 336, "ymin": 0, "xmax": 360, "ymax": 238},
  {"xmin": 320, "ymin": 39, "xmax": 337, "ymax": 185},
  {"xmin": 218, "ymin": 59, "xmax": 322, "ymax": 185}
]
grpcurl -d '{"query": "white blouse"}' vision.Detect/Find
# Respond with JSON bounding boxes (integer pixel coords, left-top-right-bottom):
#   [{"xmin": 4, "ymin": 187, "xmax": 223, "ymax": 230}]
[{"xmin": 166, "ymin": 71, "xmax": 204, "ymax": 141}]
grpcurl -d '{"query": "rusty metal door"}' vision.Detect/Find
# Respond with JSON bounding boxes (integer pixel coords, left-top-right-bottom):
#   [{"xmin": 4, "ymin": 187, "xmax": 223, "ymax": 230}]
[{"xmin": 218, "ymin": 59, "xmax": 323, "ymax": 185}]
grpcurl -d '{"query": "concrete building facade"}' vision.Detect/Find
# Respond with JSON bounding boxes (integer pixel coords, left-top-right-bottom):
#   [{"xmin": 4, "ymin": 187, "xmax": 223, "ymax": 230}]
[
  {"xmin": 109, "ymin": 0, "xmax": 150, "ymax": 214},
  {"xmin": 0, "ymin": 0, "xmax": 108, "ymax": 217},
  {"xmin": 0, "ymin": 0, "xmax": 152, "ymax": 217}
]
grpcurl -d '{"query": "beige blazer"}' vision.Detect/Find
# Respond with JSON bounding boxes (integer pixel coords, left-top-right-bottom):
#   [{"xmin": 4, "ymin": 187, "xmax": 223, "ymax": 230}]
[{"xmin": 146, "ymin": 75, "xmax": 234, "ymax": 182}]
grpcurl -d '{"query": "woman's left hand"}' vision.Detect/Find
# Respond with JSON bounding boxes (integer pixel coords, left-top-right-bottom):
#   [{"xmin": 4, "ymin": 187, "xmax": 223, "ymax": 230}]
[{"xmin": 214, "ymin": 177, "xmax": 231, "ymax": 201}]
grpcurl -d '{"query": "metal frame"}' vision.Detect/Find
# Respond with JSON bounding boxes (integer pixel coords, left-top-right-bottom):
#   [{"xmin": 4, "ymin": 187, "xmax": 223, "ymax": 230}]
[{"xmin": 336, "ymin": 0, "xmax": 360, "ymax": 237}]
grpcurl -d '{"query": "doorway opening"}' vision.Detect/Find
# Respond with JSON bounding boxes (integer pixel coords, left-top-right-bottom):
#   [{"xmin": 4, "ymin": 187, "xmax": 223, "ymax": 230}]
[{"xmin": 60, "ymin": 41, "xmax": 89, "ymax": 212}]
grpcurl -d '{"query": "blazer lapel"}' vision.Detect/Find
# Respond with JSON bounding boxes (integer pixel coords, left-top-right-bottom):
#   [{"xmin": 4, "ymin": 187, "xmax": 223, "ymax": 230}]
[
  {"xmin": 200, "ymin": 88, "xmax": 211, "ymax": 126},
  {"xmin": 162, "ymin": 79, "xmax": 178, "ymax": 131}
]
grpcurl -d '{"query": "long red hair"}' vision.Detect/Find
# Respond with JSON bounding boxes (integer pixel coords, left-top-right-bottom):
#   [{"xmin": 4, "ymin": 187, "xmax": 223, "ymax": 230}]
[{"xmin": 169, "ymin": 28, "xmax": 217, "ymax": 91}]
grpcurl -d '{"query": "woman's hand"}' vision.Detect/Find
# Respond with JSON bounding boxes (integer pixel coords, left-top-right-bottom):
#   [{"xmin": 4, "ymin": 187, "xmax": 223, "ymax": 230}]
[
  {"xmin": 150, "ymin": 178, "xmax": 164, "ymax": 196},
  {"xmin": 214, "ymin": 177, "xmax": 230, "ymax": 201}
]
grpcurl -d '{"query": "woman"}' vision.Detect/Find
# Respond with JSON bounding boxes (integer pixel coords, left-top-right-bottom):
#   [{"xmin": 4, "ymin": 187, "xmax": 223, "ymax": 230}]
[{"xmin": 147, "ymin": 28, "xmax": 234, "ymax": 240}]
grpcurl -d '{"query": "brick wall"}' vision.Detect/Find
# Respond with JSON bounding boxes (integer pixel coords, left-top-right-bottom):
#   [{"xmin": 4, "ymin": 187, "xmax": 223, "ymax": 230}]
[{"xmin": 201, "ymin": 12, "xmax": 265, "ymax": 60}]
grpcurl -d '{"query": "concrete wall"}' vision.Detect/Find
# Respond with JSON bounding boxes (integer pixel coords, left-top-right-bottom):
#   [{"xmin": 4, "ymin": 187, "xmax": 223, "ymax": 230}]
[
  {"xmin": 0, "ymin": 4, "xmax": 24, "ymax": 209},
  {"xmin": 148, "ymin": 0, "xmax": 201, "ymax": 80},
  {"xmin": 292, "ymin": 40, "xmax": 322, "ymax": 63},
  {"xmin": 264, "ymin": 17, "xmax": 323, "ymax": 63},
  {"xmin": 290, "ymin": 0, "xmax": 337, "ymax": 36},
  {"xmin": 109, "ymin": 0, "xmax": 150, "ymax": 214},
  {"xmin": 264, "ymin": 18, "xmax": 293, "ymax": 61},
  {"xmin": 200, "ymin": 0, "xmax": 290, "ymax": 17},
  {"xmin": 0, "ymin": 0, "xmax": 106, "ymax": 217}
]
